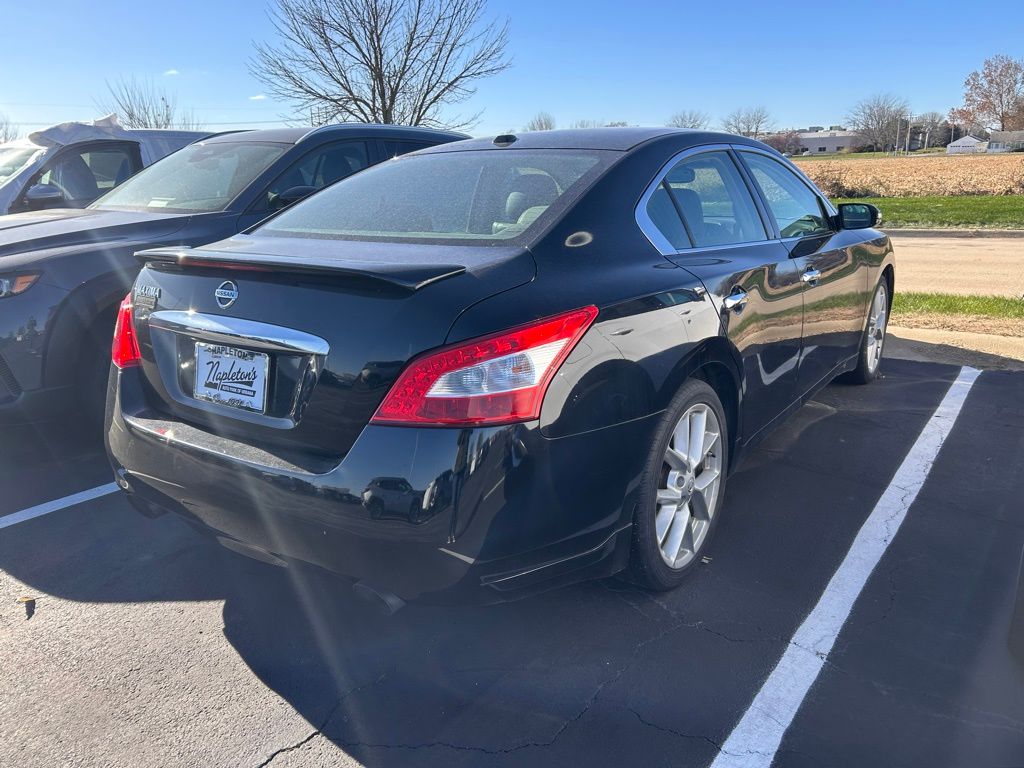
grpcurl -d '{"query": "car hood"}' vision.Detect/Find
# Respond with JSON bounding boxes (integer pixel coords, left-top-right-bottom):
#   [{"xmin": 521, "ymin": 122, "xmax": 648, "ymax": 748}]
[{"xmin": 0, "ymin": 208, "xmax": 192, "ymax": 259}]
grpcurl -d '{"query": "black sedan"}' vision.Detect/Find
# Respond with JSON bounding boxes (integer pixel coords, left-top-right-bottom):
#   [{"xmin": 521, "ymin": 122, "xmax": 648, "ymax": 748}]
[
  {"xmin": 0, "ymin": 124, "xmax": 465, "ymax": 426},
  {"xmin": 105, "ymin": 128, "xmax": 894, "ymax": 605}
]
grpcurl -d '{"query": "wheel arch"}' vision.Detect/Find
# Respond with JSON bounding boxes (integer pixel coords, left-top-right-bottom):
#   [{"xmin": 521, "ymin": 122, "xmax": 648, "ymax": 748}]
[
  {"xmin": 43, "ymin": 273, "xmax": 131, "ymax": 389},
  {"xmin": 881, "ymin": 263, "xmax": 895, "ymax": 310},
  {"xmin": 668, "ymin": 337, "xmax": 743, "ymax": 472}
]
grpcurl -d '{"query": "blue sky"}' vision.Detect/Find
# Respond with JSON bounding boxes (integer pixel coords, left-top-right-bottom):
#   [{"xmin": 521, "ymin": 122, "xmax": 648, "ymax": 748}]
[{"xmin": 3, "ymin": 0, "xmax": 1022, "ymax": 137}]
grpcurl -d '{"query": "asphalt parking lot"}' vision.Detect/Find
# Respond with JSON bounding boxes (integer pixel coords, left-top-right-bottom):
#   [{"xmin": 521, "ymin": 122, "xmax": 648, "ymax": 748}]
[{"xmin": 1, "ymin": 357, "xmax": 1022, "ymax": 768}]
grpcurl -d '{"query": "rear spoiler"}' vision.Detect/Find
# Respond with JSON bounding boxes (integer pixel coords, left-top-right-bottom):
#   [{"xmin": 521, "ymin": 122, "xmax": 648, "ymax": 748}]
[{"xmin": 136, "ymin": 246, "xmax": 467, "ymax": 292}]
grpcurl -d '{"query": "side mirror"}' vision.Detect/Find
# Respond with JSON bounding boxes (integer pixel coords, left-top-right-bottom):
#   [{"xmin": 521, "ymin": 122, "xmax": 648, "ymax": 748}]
[
  {"xmin": 838, "ymin": 203, "xmax": 881, "ymax": 230},
  {"xmin": 271, "ymin": 185, "xmax": 317, "ymax": 211},
  {"xmin": 24, "ymin": 183, "xmax": 65, "ymax": 210}
]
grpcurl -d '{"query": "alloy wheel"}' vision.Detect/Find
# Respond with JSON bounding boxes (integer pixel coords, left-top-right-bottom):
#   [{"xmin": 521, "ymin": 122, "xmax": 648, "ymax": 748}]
[
  {"xmin": 866, "ymin": 283, "xmax": 888, "ymax": 374},
  {"xmin": 655, "ymin": 402, "xmax": 723, "ymax": 569}
]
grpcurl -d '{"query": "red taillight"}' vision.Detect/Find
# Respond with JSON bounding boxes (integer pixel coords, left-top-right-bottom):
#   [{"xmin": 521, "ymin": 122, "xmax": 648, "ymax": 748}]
[
  {"xmin": 111, "ymin": 292, "xmax": 141, "ymax": 368},
  {"xmin": 371, "ymin": 306, "xmax": 599, "ymax": 427}
]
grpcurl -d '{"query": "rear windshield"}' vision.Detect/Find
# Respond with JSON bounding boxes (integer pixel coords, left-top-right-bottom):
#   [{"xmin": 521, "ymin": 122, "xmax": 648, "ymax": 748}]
[
  {"xmin": 258, "ymin": 149, "xmax": 616, "ymax": 244},
  {"xmin": 92, "ymin": 141, "xmax": 287, "ymax": 214}
]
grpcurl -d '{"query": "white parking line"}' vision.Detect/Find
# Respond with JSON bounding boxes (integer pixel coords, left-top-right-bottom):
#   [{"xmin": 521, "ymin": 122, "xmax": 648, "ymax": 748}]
[
  {"xmin": 710, "ymin": 366, "xmax": 981, "ymax": 768},
  {"xmin": 0, "ymin": 483, "xmax": 120, "ymax": 531}
]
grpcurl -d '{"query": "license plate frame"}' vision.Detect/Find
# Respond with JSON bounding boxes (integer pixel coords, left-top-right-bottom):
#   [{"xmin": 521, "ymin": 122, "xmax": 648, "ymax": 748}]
[{"xmin": 192, "ymin": 342, "xmax": 269, "ymax": 414}]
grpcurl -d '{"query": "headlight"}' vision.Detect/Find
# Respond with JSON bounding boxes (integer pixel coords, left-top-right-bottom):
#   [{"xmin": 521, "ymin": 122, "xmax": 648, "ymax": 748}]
[{"xmin": 0, "ymin": 273, "xmax": 40, "ymax": 298}]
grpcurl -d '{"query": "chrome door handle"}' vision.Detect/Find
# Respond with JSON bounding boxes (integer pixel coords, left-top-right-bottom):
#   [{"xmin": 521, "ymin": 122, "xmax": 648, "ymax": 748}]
[
  {"xmin": 723, "ymin": 288, "xmax": 748, "ymax": 312},
  {"xmin": 801, "ymin": 268, "xmax": 822, "ymax": 285}
]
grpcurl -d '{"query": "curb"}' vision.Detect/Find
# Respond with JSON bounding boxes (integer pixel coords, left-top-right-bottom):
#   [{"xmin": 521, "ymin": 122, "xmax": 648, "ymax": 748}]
[{"xmin": 883, "ymin": 228, "xmax": 1024, "ymax": 239}]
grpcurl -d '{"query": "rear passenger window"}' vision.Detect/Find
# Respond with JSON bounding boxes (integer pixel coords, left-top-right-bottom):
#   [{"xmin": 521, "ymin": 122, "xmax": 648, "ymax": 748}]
[
  {"xmin": 645, "ymin": 151, "xmax": 766, "ymax": 250},
  {"xmin": 646, "ymin": 182, "xmax": 690, "ymax": 249},
  {"xmin": 740, "ymin": 151, "xmax": 832, "ymax": 238},
  {"xmin": 381, "ymin": 140, "xmax": 431, "ymax": 159}
]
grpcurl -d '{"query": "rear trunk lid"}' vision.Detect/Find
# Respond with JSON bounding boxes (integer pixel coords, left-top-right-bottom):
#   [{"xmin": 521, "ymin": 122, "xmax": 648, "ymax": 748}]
[{"xmin": 129, "ymin": 234, "xmax": 535, "ymax": 467}]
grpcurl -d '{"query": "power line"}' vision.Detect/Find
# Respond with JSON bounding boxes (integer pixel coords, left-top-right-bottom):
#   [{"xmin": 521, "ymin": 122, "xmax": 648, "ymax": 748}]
[{"xmin": 13, "ymin": 119, "xmax": 291, "ymax": 127}]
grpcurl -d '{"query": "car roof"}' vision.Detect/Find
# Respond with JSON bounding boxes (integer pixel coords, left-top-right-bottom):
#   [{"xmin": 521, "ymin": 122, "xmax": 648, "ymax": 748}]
[
  {"xmin": 124, "ymin": 129, "xmax": 210, "ymax": 139},
  {"xmin": 202, "ymin": 124, "xmax": 469, "ymax": 146},
  {"xmin": 418, "ymin": 127, "xmax": 772, "ymax": 153}
]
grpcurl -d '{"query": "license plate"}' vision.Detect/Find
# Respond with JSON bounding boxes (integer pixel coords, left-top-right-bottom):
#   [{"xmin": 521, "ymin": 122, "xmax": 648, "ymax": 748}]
[{"xmin": 193, "ymin": 343, "xmax": 269, "ymax": 414}]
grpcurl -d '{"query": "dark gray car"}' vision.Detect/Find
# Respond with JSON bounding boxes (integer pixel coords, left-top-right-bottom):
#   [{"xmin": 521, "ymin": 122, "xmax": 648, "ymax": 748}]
[{"xmin": 0, "ymin": 124, "xmax": 466, "ymax": 426}]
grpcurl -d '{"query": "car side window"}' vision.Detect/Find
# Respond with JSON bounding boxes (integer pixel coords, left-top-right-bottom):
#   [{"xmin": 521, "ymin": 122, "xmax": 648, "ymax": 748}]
[
  {"xmin": 36, "ymin": 143, "xmax": 138, "ymax": 204},
  {"xmin": 380, "ymin": 140, "xmax": 431, "ymax": 159},
  {"xmin": 740, "ymin": 152, "xmax": 833, "ymax": 238},
  {"xmin": 645, "ymin": 151, "xmax": 766, "ymax": 250},
  {"xmin": 254, "ymin": 140, "xmax": 370, "ymax": 213}
]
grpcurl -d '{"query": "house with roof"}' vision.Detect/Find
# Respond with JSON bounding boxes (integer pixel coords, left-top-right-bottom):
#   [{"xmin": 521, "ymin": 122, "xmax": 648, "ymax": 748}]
[
  {"xmin": 987, "ymin": 131, "xmax": 1024, "ymax": 152},
  {"xmin": 946, "ymin": 135, "xmax": 986, "ymax": 154}
]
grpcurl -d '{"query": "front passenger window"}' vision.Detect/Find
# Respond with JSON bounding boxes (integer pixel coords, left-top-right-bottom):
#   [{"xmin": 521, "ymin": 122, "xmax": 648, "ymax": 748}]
[
  {"xmin": 740, "ymin": 152, "xmax": 832, "ymax": 238},
  {"xmin": 36, "ymin": 144, "xmax": 138, "ymax": 205},
  {"xmin": 255, "ymin": 140, "xmax": 369, "ymax": 213}
]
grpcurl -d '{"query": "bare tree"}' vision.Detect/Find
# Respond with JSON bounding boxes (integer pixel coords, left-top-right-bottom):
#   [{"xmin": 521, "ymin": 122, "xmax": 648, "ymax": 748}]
[
  {"xmin": 567, "ymin": 119, "xmax": 629, "ymax": 128},
  {"xmin": 524, "ymin": 111, "xmax": 556, "ymax": 131},
  {"xmin": 916, "ymin": 111, "xmax": 947, "ymax": 148},
  {"xmin": 721, "ymin": 106, "xmax": 772, "ymax": 138},
  {"xmin": 847, "ymin": 94, "xmax": 909, "ymax": 151},
  {"xmin": 950, "ymin": 54, "xmax": 1024, "ymax": 131},
  {"xmin": 762, "ymin": 130, "xmax": 802, "ymax": 154},
  {"xmin": 96, "ymin": 77, "xmax": 203, "ymax": 130},
  {"xmin": 252, "ymin": 0, "xmax": 510, "ymax": 129},
  {"xmin": 667, "ymin": 110, "xmax": 710, "ymax": 129},
  {"xmin": 0, "ymin": 113, "xmax": 19, "ymax": 143}
]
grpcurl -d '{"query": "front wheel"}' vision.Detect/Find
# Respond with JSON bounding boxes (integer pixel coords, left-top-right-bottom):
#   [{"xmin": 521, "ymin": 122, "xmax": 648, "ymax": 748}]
[
  {"xmin": 847, "ymin": 279, "xmax": 890, "ymax": 385},
  {"xmin": 628, "ymin": 379, "xmax": 729, "ymax": 591}
]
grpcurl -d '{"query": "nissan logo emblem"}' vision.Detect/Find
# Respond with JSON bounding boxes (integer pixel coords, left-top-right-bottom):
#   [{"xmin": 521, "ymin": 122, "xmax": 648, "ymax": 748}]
[{"xmin": 215, "ymin": 280, "xmax": 238, "ymax": 309}]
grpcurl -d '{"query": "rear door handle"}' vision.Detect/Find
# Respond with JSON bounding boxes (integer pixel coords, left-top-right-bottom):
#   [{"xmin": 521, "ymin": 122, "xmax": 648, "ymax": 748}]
[
  {"xmin": 723, "ymin": 287, "xmax": 748, "ymax": 312},
  {"xmin": 801, "ymin": 268, "xmax": 822, "ymax": 285}
]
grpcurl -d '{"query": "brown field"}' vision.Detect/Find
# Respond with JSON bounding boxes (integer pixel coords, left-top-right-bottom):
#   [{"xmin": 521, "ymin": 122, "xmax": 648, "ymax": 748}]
[{"xmin": 793, "ymin": 153, "xmax": 1024, "ymax": 197}]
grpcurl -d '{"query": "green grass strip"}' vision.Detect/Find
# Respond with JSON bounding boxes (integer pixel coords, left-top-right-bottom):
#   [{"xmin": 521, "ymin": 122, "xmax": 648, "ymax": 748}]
[
  {"xmin": 893, "ymin": 292, "xmax": 1024, "ymax": 318},
  {"xmin": 834, "ymin": 196, "xmax": 1024, "ymax": 229}
]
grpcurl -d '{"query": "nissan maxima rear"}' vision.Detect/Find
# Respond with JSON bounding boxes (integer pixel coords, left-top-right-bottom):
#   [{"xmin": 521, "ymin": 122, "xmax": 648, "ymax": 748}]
[{"xmin": 105, "ymin": 128, "xmax": 893, "ymax": 604}]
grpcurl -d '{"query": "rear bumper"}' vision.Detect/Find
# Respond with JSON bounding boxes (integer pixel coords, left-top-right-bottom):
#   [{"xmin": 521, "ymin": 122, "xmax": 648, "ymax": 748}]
[{"xmin": 106, "ymin": 366, "xmax": 658, "ymax": 603}]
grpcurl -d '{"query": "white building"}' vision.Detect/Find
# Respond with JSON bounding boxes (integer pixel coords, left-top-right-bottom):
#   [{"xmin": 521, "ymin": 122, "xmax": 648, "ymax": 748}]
[
  {"xmin": 946, "ymin": 135, "xmax": 985, "ymax": 154},
  {"xmin": 797, "ymin": 130, "xmax": 860, "ymax": 154}
]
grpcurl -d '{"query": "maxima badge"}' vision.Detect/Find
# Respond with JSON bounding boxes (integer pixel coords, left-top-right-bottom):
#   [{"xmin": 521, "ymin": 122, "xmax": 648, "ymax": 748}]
[{"xmin": 215, "ymin": 280, "xmax": 238, "ymax": 309}]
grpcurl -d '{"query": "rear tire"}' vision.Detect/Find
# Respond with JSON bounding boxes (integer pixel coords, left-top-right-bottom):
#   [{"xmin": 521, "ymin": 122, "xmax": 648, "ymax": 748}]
[
  {"xmin": 628, "ymin": 378, "xmax": 729, "ymax": 591},
  {"xmin": 78, "ymin": 312, "xmax": 116, "ymax": 433},
  {"xmin": 846, "ymin": 278, "xmax": 890, "ymax": 385}
]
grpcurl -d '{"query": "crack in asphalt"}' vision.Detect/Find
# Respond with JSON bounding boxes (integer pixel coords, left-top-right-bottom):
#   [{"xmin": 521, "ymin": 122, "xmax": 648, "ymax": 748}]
[
  {"xmin": 312, "ymin": 608, "xmax": 699, "ymax": 757},
  {"xmin": 627, "ymin": 706, "xmax": 724, "ymax": 750},
  {"xmin": 820, "ymin": 658, "xmax": 1024, "ymax": 735},
  {"xmin": 629, "ymin": 707, "xmax": 826, "ymax": 765},
  {"xmin": 608, "ymin": 583, "xmax": 789, "ymax": 645},
  {"xmin": 256, "ymin": 673, "xmax": 388, "ymax": 767}
]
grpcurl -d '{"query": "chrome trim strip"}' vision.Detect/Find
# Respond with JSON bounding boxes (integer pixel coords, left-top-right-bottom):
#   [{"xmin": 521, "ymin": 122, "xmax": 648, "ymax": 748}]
[{"xmin": 149, "ymin": 311, "xmax": 330, "ymax": 356}]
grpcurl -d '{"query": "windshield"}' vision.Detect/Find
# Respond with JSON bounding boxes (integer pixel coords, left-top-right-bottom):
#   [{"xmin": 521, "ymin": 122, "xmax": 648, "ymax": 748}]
[
  {"xmin": 92, "ymin": 141, "xmax": 287, "ymax": 213},
  {"xmin": 0, "ymin": 145, "xmax": 42, "ymax": 185},
  {"xmin": 258, "ymin": 149, "xmax": 616, "ymax": 244}
]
